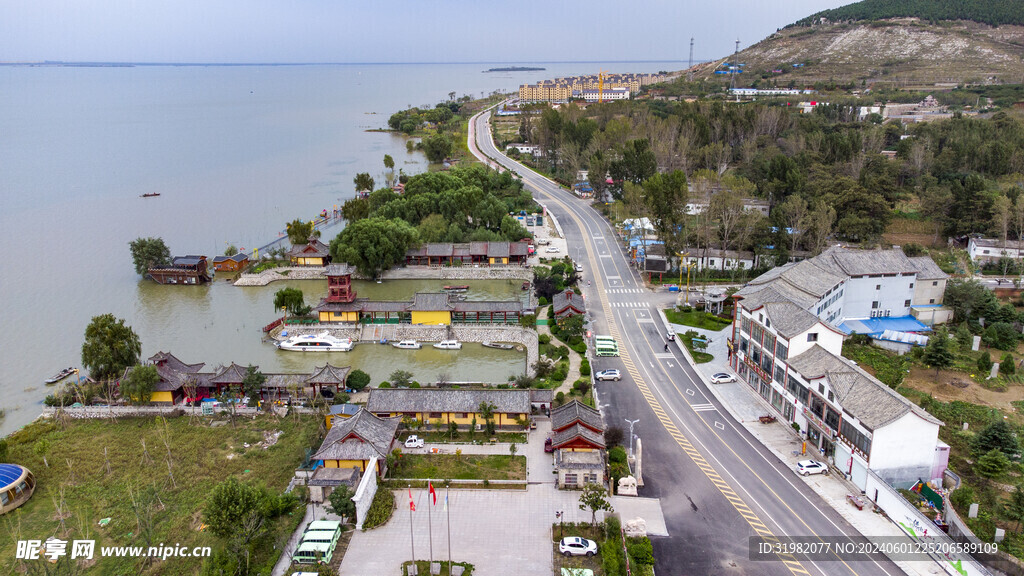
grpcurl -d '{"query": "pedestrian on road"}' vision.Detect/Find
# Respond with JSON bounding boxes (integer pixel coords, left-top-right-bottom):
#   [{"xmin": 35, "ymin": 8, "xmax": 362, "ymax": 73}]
[{"xmin": 664, "ymin": 344, "xmax": 669, "ymax": 352}]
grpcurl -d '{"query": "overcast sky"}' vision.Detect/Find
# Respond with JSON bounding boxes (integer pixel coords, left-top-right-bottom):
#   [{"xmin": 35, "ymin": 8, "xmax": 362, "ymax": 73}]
[{"xmin": 1, "ymin": 0, "xmax": 854, "ymax": 64}]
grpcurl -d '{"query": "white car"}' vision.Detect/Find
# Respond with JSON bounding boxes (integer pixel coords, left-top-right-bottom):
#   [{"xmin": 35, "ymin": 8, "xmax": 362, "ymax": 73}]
[
  {"xmin": 558, "ymin": 536, "xmax": 597, "ymax": 557},
  {"xmin": 710, "ymin": 372, "xmax": 736, "ymax": 384},
  {"xmin": 796, "ymin": 460, "xmax": 829, "ymax": 476},
  {"xmin": 595, "ymin": 369, "xmax": 621, "ymax": 381},
  {"xmin": 404, "ymin": 435, "xmax": 425, "ymax": 449},
  {"xmin": 574, "ymin": 263, "xmax": 584, "ymax": 273},
  {"xmin": 545, "ymin": 246, "xmax": 560, "ymax": 253}
]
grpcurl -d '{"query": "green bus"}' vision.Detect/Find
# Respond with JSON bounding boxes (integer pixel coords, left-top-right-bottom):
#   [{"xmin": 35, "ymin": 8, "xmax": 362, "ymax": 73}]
[
  {"xmin": 595, "ymin": 342, "xmax": 620, "ymax": 357},
  {"xmin": 293, "ymin": 541, "xmax": 334, "ymax": 565}
]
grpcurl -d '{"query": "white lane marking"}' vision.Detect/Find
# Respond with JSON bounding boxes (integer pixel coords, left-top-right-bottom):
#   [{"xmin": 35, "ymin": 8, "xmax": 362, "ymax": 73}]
[{"xmin": 715, "ymin": 421, "xmax": 726, "ymax": 430}]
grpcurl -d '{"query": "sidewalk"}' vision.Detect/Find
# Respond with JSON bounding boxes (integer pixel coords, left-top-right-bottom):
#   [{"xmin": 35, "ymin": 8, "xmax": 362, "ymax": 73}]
[{"xmin": 660, "ymin": 311, "xmax": 945, "ymax": 576}]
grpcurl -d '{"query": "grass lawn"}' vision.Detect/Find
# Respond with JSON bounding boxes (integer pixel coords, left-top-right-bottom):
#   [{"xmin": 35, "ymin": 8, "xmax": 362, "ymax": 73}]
[
  {"xmin": 552, "ymin": 522, "xmax": 604, "ymax": 575},
  {"xmin": 0, "ymin": 414, "xmax": 321, "ymax": 576},
  {"xmin": 678, "ymin": 332, "xmax": 713, "ymax": 364},
  {"xmin": 398, "ymin": 430, "xmax": 527, "ymax": 444},
  {"xmin": 664, "ymin": 308, "xmax": 731, "ymax": 331},
  {"xmin": 392, "ymin": 454, "xmax": 526, "ymax": 481}
]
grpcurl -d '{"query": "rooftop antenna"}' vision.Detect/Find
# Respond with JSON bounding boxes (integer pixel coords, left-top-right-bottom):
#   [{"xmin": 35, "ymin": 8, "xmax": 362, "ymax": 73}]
[{"xmin": 688, "ymin": 37, "xmax": 694, "ymax": 82}]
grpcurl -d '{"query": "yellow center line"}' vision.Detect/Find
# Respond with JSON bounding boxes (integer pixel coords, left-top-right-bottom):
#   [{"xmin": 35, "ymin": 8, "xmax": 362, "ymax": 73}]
[{"xmin": 531, "ymin": 189, "xmax": 810, "ymax": 576}]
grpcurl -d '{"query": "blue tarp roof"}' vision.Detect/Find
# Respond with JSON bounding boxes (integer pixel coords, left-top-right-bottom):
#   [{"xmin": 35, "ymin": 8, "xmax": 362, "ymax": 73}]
[{"xmin": 838, "ymin": 316, "xmax": 931, "ymax": 336}]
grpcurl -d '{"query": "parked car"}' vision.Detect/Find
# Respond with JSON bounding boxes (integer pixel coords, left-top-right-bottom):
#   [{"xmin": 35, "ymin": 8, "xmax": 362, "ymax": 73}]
[
  {"xmin": 594, "ymin": 369, "xmax": 621, "ymax": 381},
  {"xmin": 404, "ymin": 435, "xmax": 425, "ymax": 449},
  {"xmin": 537, "ymin": 239, "xmax": 550, "ymax": 245},
  {"xmin": 574, "ymin": 263, "xmax": 584, "ymax": 273},
  {"xmin": 796, "ymin": 460, "xmax": 829, "ymax": 476},
  {"xmin": 545, "ymin": 246, "xmax": 560, "ymax": 253},
  {"xmin": 710, "ymin": 372, "xmax": 736, "ymax": 384},
  {"xmin": 666, "ymin": 332, "xmax": 676, "ymax": 341},
  {"xmin": 559, "ymin": 536, "xmax": 598, "ymax": 557},
  {"xmin": 544, "ymin": 437, "xmax": 554, "ymax": 453}
]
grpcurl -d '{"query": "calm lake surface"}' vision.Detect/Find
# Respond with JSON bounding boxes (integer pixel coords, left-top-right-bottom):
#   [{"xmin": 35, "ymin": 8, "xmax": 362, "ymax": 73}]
[{"xmin": 0, "ymin": 61, "xmax": 676, "ymax": 435}]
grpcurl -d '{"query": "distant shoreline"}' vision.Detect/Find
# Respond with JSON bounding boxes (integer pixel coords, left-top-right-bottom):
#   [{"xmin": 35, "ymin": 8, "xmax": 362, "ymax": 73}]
[{"xmin": 484, "ymin": 66, "xmax": 546, "ymax": 72}]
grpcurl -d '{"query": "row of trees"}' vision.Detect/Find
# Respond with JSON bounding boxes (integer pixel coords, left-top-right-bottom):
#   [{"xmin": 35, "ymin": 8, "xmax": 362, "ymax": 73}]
[
  {"xmin": 332, "ymin": 165, "xmax": 537, "ymax": 278},
  {"xmin": 796, "ymin": 0, "xmax": 1024, "ymax": 28}
]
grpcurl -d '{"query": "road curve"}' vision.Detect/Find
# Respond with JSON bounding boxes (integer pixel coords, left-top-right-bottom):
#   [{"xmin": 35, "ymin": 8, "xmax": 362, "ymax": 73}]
[{"xmin": 468, "ymin": 107, "xmax": 908, "ymax": 576}]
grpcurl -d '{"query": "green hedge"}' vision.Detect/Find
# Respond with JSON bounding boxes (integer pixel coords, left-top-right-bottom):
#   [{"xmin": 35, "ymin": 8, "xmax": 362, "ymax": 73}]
[
  {"xmin": 362, "ymin": 487, "xmax": 396, "ymax": 530},
  {"xmin": 580, "ymin": 359, "xmax": 591, "ymax": 376}
]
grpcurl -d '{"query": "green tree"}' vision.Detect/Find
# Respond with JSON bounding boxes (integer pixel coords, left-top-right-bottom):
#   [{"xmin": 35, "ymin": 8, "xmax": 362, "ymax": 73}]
[
  {"xmin": 976, "ymin": 448, "xmax": 1009, "ymax": 480},
  {"xmin": 81, "ymin": 313, "xmax": 142, "ymax": 380},
  {"xmin": 347, "ymin": 369, "xmax": 371, "ymax": 392},
  {"xmin": 285, "ymin": 219, "xmax": 317, "ymax": 245},
  {"xmin": 955, "ymin": 323, "xmax": 973, "ymax": 350},
  {"xmin": 643, "ymin": 170, "xmax": 688, "ymax": 255},
  {"xmin": 923, "ymin": 327, "xmax": 954, "ymax": 375},
  {"xmin": 341, "ymin": 197, "xmax": 371, "ymax": 222},
  {"xmin": 479, "ymin": 401, "xmax": 497, "ymax": 436},
  {"xmin": 329, "ymin": 217, "xmax": 419, "ymax": 279},
  {"xmin": 610, "ymin": 139, "xmax": 657, "ymax": 187},
  {"xmin": 273, "ymin": 287, "xmax": 311, "ymax": 316},
  {"xmin": 944, "ymin": 279, "xmax": 998, "ymax": 328},
  {"xmin": 354, "ymin": 172, "xmax": 375, "ymax": 194},
  {"xmin": 34, "ymin": 439, "xmax": 51, "ymax": 467},
  {"xmin": 383, "ymin": 154, "xmax": 395, "ymax": 170},
  {"xmin": 0, "ymin": 438, "xmax": 8, "ymax": 463},
  {"xmin": 973, "ymin": 420, "xmax": 1020, "ymax": 456},
  {"xmin": 978, "ymin": 352, "xmax": 994, "ymax": 374},
  {"xmin": 1005, "ymin": 484, "xmax": 1024, "ymax": 531},
  {"xmin": 389, "ymin": 369, "xmax": 414, "ymax": 387},
  {"xmin": 983, "ymin": 322, "xmax": 1018, "ymax": 351},
  {"xmin": 121, "ymin": 364, "xmax": 159, "ymax": 405},
  {"xmin": 241, "ymin": 365, "xmax": 265, "ymax": 406},
  {"xmin": 203, "ymin": 477, "xmax": 266, "ymax": 540},
  {"xmin": 417, "ymin": 213, "xmax": 450, "ymax": 243},
  {"xmin": 327, "ymin": 485, "xmax": 356, "ymax": 520},
  {"xmin": 1000, "ymin": 353, "xmax": 1016, "ymax": 375},
  {"xmin": 422, "ymin": 134, "xmax": 453, "ymax": 163},
  {"xmin": 559, "ymin": 314, "xmax": 585, "ymax": 342},
  {"xmin": 224, "ymin": 244, "xmax": 238, "ymax": 257},
  {"xmin": 578, "ymin": 482, "xmax": 614, "ymax": 526},
  {"xmin": 448, "ymin": 420, "xmax": 459, "ymax": 440},
  {"xmin": 129, "ymin": 237, "xmax": 171, "ymax": 276}
]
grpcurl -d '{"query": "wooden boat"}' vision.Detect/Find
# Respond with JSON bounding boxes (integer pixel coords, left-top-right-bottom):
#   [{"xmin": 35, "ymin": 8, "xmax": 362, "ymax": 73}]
[
  {"xmin": 442, "ymin": 285, "xmax": 469, "ymax": 292},
  {"xmin": 140, "ymin": 193, "xmax": 161, "ymax": 198},
  {"xmin": 482, "ymin": 341, "xmax": 515, "ymax": 350},
  {"xmin": 46, "ymin": 367, "xmax": 76, "ymax": 384}
]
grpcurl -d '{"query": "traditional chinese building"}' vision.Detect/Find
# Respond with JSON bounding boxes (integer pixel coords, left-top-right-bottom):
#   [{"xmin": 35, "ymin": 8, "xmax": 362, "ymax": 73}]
[
  {"xmin": 287, "ymin": 237, "xmax": 331, "ymax": 267},
  {"xmin": 147, "ymin": 255, "xmax": 211, "ymax": 285},
  {"xmin": 212, "ymin": 253, "xmax": 249, "ymax": 272}
]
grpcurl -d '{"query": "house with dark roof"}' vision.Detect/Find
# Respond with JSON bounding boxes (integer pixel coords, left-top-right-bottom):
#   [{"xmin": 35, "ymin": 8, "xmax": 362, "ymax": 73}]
[
  {"xmin": 550, "ymin": 400, "xmax": 606, "ymax": 488},
  {"xmin": 326, "ymin": 403, "xmax": 361, "ymax": 430},
  {"xmin": 403, "ymin": 242, "xmax": 529, "ymax": 266},
  {"xmin": 212, "ymin": 253, "xmax": 249, "ymax": 272},
  {"xmin": 147, "ymin": 255, "xmax": 211, "ymax": 285},
  {"xmin": 311, "ymin": 409, "xmax": 400, "ymax": 476},
  {"xmin": 367, "ymin": 388, "xmax": 530, "ymax": 429},
  {"xmin": 140, "ymin": 353, "xmax": 349, "ymax": 405},
  {"xmin": 287, "ymin": 237, "xmax": 331, "ymax": 267},
  {"xmin": 552, "ymin": 289, "xmax": 586, "ymax": 320},
  {"xmin": 730, "ymin": 246, "xmax": 948, "ymax": 489}
]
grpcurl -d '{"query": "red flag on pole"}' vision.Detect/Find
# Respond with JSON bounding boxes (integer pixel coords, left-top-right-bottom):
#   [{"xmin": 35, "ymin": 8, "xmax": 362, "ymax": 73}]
[
  {"xmin": 429, "ymin": 481, "xmax": 437, "ymax": 506},
  {"xmin": 409, "ymin": 488, "xmax": 416, "ymax": 512}
]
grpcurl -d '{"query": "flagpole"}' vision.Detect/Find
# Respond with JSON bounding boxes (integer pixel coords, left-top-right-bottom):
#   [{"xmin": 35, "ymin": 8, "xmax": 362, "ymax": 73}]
[
  {"xmin": 446, "ymin": 484, "xmax": 452, "ymax": 570},
  {"xmin": 409, "ymin": 484, "xmax": 415, "ymax": 564},
  {"xmin": 428, "ymin": 479, "xmax": 434, "ymax": 566}
]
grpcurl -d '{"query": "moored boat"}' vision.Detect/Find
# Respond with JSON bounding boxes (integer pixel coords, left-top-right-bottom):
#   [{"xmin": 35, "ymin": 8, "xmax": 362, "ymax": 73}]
[
  {"xmin": 433, "ymin": 340, "xmax": 462, "ymax": 350},
  {"xmin": 140, "ymin": 193, "xmax": 161, "ymax": 198},
  {"xmin": 45, "ymin": 367, "xmax": 76, "ymax": 384},
  {"xmin": 481, "ymin": 341, "xmax": 515, "ymax": 350},
  {"xmin": 442, "ymin": 285, "xmax": 469, "ymax": 292},
  {"xmin": 392, "ymin": 340, "xmax": 422, "ymax": 350},
  {"xmin": 276, "ymin": 331, "xmax": 354, "ymax": 352}
]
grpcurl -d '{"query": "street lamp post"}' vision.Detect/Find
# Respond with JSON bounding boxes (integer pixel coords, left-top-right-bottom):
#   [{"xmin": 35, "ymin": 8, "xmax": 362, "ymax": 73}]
[
  {"xmin": 625, "ymin": 418, "xmax": 639, "ymax": 459},
  {"xmin": 556, "ymin": 510, "xmax": 564, "ymax": 539}
]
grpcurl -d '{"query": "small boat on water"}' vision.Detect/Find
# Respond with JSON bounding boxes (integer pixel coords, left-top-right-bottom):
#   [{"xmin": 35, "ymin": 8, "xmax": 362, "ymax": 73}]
[
  {"xmin": 392, "ymin": 340, "xmax": 422, "ymax": 350},
  {"xmin": 433, "ymin": 340, "xmax": 462, "ymax": 350},
  {"xmin": 140, "ymin": 193, "xmax": 161, "ymax": 198},
  {"xmin": 45, "ymin": 367, "xmax": 76, "ymax": 384},
  {"xmin": 442, "ymin": 285, "xmax": 469, "ymax": 292},
  {"xmin": 276, "ymin": 331, "xmax": 354, "ymax": 352},
  {"xmin": 482, "ymin": 341, "xmax": 515, "ymax": 350}
]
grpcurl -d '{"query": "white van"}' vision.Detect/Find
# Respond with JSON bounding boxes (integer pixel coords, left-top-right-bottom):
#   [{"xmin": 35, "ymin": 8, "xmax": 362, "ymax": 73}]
[{"xmin": 292, "ymin": 541, "xmax": 333, "ymax": 565}]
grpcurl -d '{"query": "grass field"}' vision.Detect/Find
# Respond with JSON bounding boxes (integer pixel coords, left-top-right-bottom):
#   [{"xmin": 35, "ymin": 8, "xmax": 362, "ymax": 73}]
[
  {"xmin": 392, "ymin": 454, "xmax": 526, "ymax": 481},
  {"xmin": 664, "ymin": 308, "xmax": 731, "ymax": 331},
  {"xmin": 1, "ymin": 414, "xmax": 322, "ymax": 576}
]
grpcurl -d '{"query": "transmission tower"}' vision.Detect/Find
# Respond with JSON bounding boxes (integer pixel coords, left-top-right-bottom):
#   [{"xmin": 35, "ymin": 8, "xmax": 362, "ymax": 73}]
[
  {"xmin": 687, "ymin": 37, "xmax": 694, "ymax": 81},
  {"xmin": 730, "ymin": 38, "xmax": 740, "ymax": 90}
]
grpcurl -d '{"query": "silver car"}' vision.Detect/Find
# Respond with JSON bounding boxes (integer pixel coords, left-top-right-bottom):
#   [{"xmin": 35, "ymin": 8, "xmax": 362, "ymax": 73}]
[{"xmin": 595, "ymin": 369, "xmax": 621, "ymax": 381}]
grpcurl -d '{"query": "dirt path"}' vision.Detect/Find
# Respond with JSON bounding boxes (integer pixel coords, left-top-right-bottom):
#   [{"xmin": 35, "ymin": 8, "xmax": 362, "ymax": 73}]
[{"xmin": 903, "ymin": 366, "xmax": 1024, "ymax": 413}]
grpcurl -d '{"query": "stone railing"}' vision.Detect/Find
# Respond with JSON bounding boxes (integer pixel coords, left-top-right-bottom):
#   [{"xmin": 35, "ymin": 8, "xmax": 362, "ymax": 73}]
[{"xmin": 234, "ymin": 266, "xmax": 328, "ymax": 286}]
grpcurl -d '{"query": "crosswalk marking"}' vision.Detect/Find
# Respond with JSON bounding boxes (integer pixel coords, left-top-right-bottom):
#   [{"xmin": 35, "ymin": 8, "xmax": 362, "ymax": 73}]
[
  {"xmin": 611, "ymin": 302, "xmax": 648, "ymax": 308},
  {"xmin": 607, "ymin": 288, "xmax": 644, "ymax": 293},
  {"xmin": 691, "ymin": 403, "xmax": 717, "ymax": 412}
]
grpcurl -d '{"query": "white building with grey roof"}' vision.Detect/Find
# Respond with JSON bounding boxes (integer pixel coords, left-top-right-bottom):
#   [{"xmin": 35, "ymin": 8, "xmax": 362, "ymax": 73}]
[{"xmin": 729, "ymin": 247, "xmax": 949, "ymax": 489}]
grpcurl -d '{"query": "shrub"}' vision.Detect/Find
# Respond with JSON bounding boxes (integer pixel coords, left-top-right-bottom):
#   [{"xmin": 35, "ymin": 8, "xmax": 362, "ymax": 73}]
[
  {"xmin": 580, "ymin": 359, "xmax": 591, "ymax": 376},
  {"xmin": 538, "ymin": 296, "xmax": 548, "ymax": 306},
  {"xmin": 571, "ymin": 342, "xmax": 587, "ymax": 354},
  {"xmin": 573, "ymin": 379, "xmax": 591, "ymax": 395},
  {"xmin": 627, "ymin": 536, "xmax": 655, "ymax": 565},
  {"xmin": 608, "ymin": 446, "xmax": 627, "ymax": 463},
  {"xmin": 539, "ymin": 334, "xmax": 551, "ymax": 345},
  {"xmin": 379, "ymin": 382, "xmax": 392, "ymax": 388},
  {"xmin": 978, "ymin": 353, "xmax": 993, "ymax": 374},
  {"xmin": 347, "ymin": 369, "xmax": 371, "ymax": 391},
  {"xmin": 555, "ymin": 391, "xmax": 565, "ymax": 405},
  {"xmin": 604, "ymin": 426, "xmax": 624, "ymax": 447},
  {"xmin": 362, "ymin": 487, "xmax": 396, "ymax": 530},
  {"xmin": 1000, "ymin": 353, "xmax": 1016, "ymax": 375},
  {"xmin": 984, "ymin": 322, "xmax": 1018, "ymax": 351}
]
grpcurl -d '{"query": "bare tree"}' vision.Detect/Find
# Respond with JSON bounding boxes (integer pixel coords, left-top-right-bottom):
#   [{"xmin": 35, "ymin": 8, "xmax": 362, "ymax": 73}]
[
  {"xmin": 777, "ymin": 195, "xmax": 808, "ymax": 253},
  {"xmin": 802, "ymin": 201, "xmax": 837, "ymax": 255},
  {"xmin": 709, "ymin": 189, "xmax": 745, "ymax": 269}
]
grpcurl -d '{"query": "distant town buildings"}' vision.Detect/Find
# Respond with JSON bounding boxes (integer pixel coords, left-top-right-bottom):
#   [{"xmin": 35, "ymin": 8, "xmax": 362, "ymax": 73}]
[{"xmin": 518, "ymin": 72, "xmax": 666, "ymax": 103}]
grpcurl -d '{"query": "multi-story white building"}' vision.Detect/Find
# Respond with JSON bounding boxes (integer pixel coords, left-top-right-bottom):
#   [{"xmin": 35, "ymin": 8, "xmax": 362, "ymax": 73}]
[{"xmin": 728, "ymin": 247, "xmax": 950, "ymax": 488}]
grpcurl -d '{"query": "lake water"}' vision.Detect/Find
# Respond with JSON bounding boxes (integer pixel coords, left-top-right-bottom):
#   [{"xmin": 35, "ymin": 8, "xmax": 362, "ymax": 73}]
[{"xmin": 0, "ymin": 61, "xmax": 677, "ymax": 435}]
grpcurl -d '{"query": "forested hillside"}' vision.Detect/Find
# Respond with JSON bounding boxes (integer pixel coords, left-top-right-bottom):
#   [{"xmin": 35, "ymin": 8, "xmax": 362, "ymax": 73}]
[
  {"xmin": 796, "ymin": 0, "xmax": 1024, "ymax": 27},
  {"xmin": 502, "ymin": 98, "xmax": 1024, "ymax": 272}
]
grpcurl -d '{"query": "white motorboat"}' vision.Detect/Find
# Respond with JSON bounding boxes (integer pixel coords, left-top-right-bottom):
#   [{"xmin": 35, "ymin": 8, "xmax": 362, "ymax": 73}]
[
  {"xmin": 276, "ymin": 331, "xmax": 354, "ymax": 352},
  {"xmin": 482, "ymin": 341, "xmax": 515, "ymax": 350},
  {"xmin": 432, "ymin": 340, "xmax": 462, "ymax": 350},
  {"xmin": 392, "ymin": 340, "xmax": 422, "ymax": 350}
]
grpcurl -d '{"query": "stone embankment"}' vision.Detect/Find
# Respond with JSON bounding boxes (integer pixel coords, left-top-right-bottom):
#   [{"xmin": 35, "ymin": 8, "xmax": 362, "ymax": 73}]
[
  {"xmin": 272, "ymin": 323, "xmax": 538, "ymax": 377},
  {"xmin": 39, "ymin": 404, "xmax": 314, "ymax": 420},
  {"xmin": 234, "ymin": 265, "xmax": 532, "ymax": 287}
]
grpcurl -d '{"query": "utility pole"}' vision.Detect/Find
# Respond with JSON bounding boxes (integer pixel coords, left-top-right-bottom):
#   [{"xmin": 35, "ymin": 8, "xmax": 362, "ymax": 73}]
[
  {"xmin": 625, "ymin": 418, "xmax": 640, "ymax": 458},
  {"xmin": 687, "ymin": 37, "xmax": 694, "ymax": 82}
]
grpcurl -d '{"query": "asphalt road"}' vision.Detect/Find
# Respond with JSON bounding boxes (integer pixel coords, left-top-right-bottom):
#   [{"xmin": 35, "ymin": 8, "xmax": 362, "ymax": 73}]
[{"xmin": 469, "ymin": 109, "xmax": 908, "ymax": 576}]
